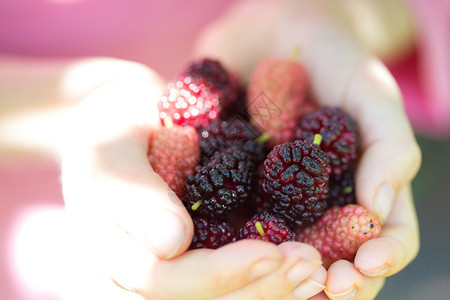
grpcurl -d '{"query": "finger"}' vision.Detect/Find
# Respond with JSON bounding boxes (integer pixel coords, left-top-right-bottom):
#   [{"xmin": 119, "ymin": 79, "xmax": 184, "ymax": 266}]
[
  {"xmin": 354, "ymin": 185, "xmax": 419, "ymax": 277},
  {"xmin": 292, "ymin": 265, "xmax": 327, "ymax": 300},
  {"xmin": 216, "ymin": 242, "xmax": 323, "ymax": 300},
  {"xmin": 61, "ymin": 77, "xmax": 196, "ymax": 259},
  {"xmin": 142, "ymin": 240, "xmax": 284, "ymax": 300},
  {"xmin": 341, "ymin": 59, "xmax": 422, "ymax": 223},
  {"xmin": 325, "ymin": 260, "xmax": 385, "ymax": 300}
]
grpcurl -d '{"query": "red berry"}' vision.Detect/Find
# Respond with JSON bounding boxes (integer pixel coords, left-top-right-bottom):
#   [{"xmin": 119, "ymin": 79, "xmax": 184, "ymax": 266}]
[
  {"xmin": 189, "ymin": 216, "xmax": 235, "ymax": 249},
  {"xmin": 296, "ymin": 204, "xmax": 381, "ymax": 267},
  {"xmin": 239, "ymin": 211, "xmax": 295, "ymax": 245},
  {"xmin": 262, "ymin": 138, "xmax": 331, "ymax": 228},
  {"xmin": 247, "ymin": 59, "xmax": 310, "ymax": 147},
  {"xmin": 148, "ymin": 125, "xmax": 199, "ymax": 197},
  {"xmin": 186, "ymin": 58, "xmax": 242, "ymax": 113},
  {"xmin": 158, "ymin": 59, "xmax": 241, "ymax": 128},
  {"xmin": 295, "ymin": 107, "xmax": 360, "ymax": 175}
]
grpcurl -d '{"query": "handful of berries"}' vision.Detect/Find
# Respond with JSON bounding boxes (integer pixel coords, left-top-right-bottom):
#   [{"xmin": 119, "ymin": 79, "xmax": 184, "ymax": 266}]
[{"xmin": 150, "ymin": 57, "xmax": 381, "ymax": 267}]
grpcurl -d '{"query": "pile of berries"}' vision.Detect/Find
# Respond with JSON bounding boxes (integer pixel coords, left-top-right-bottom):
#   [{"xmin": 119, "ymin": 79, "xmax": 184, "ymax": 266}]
[{"xmin": 148, "ymin": 57, "xmax": 381, "ymax": 266}]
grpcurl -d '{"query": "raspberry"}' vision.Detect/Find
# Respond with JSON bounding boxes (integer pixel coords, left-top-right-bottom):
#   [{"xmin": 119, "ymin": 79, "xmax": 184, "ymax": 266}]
[
  {"xmin": 189, "ymin": 216, "xmax": 236, "ymax": 249},
  {"xmin": 247, "ymin": 58, "xmax": 310, "ymax": 147},
  {"xmin": 158, "ymin": 59, "xmax": 241, "ymax": 128},
  {"xmin": 297, "ymin": 204, "xmax": 381, "ymax": 267},
  {"xmin": 262, "ymin": 137, "xmax": 331, "ymax": 228},
  {"xmin": 148, "ymin": 124, "xmax": 199, "ymax": 197},
  {"xmin": 326, "ymin": 170, "xmax": 356, "ymax": 208},
  {"xmin": 238, "ymin": 211, "xmax": 295, "ymax": 245},
  {"xmin": 295, "ymin": 107, "xmax": 359, "ymax": 175},
  {"xmin": 185, "ymin": 146, "xmax": 254, "ymax": 217},
  {"xmin": 198, "ymin": 118, "xmax": 268, "ymax": 164}
]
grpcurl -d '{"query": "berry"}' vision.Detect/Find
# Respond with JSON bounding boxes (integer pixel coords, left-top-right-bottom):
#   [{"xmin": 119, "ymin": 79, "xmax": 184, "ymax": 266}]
[
  {"xmin": 158, "ymin": 58, "xmax": 241, "ymax": 128},
  {"xmin": 295, "ymin": 107, "xmax": 359, "ymax": 175},
  {"xmin": 148, "ymin": 124, "xmax": 199, "ymax": 197},
  {"xmin": 247, "ymin": 58, "xmax": 309, "ymax": 147},
  {"xmin": 326, "ymin": 170, "xmax": 356, "ymax": 208},
  {"xmin": 262, "ymin": 137, "xmax": 331, "ymax": 228},
  {"xmin": 198, "ymin": 118, "xmax": 267, "ymax": 164},
  {"xmin": 248, "ymin": 164, "xmax": 273, "ymax": 214},
  {"xmin": 185, "ymin": 146, "xmax": 254, "ymax": 217},
  {"xmin": 297, "ymin": 204, "xmax": 381, "ymax": 267},
  {"xmin": 186, "ymin": 58, "xmax": 242, "ymax": 113},
  {"xmin": 189, "ymin": 216, "xmax": 236, "ymax": 249},
  {"xmin": 238, "ymin": 211, "xmax": 296, "ymax": 244}
]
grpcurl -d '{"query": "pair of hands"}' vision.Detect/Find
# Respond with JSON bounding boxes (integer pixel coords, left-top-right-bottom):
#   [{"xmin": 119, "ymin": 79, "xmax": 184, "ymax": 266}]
[{"xmin": 60, "ymin": 1, "xmax": 421, "ymax": 299}]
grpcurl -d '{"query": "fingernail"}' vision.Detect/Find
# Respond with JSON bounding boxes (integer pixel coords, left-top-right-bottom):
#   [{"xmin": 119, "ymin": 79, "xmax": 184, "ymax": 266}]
[
  {"xmin": 360, "ymin": 264, "xmax": 388, "ymax": 277},
  {"xmin": 292, "ymin": 278, "xmax": 326, "ymax": 299},
  {"xmin": 146, "ymin": 210, "xmax": 187, "ymax": 259},
  {"xmin": 373, "ymin": 182, "xmax": 395, "ymax": 224},
  {"xmin": 307, "ymin": 278, "xmax": 326, "ymax": 289},
  {"xmin": 249, "ymin": 258, "xmax": 282, "ymax": 279},
  {"xmin": 286, "ymin": 259, "xmax": 323, "ymax": 283},
  {"xmin": 325, "ymin": 286, "xmax": 357, "ymax": 300}
]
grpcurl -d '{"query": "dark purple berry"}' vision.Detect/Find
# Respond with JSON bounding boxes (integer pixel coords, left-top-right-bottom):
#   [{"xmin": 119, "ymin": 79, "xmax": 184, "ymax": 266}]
[
  {"xmin": 295, "ymin": 107, "xmax": 359, "ymax": 175},
  {"xmin": 189, "ymin": 216, "xmax": 235, "ymax": 249}
]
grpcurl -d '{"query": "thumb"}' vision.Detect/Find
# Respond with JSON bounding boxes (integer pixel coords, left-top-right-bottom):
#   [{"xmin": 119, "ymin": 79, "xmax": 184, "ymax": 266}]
[{"xmin": 61, "ymin": 71, "xmax": 194, "ymax": 260}]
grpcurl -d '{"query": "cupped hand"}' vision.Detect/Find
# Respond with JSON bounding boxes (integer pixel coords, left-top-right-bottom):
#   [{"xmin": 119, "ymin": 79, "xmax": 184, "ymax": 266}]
[
  {"xmin": 59, "ymin": 65, "xmax": 325, "ymax": 300},
  {"xmin": 194, "ymin": 0, "xmax": 421, "ymax": 299}
]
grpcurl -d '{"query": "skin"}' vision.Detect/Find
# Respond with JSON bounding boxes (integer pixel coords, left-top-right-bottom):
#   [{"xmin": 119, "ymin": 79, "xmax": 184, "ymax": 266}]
[{"xmin": 0, "ymin": 1, "xmax": 420, "ymax": 299}]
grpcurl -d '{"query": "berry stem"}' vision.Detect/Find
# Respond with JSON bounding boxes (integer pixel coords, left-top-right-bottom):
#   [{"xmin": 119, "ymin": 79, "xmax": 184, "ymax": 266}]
[
  {"xmin": 255, "ymin": 132, "xmax": 270, "ymax": 144},
  {"xmin": 255, "ymin": 221, "xmax": 265, "ymax": 237},
  {"xmin": 191, "ymin": 199, "xmax": 203, "ymax": 211},
  {"xmin": 313, "ymin": 134, "xmax": 322, "ymax": 146},
  {"xmin": 343, "ymin": 186, "xmax": 353, "ymax": 194},
  {"xmin": 163, "ymin": 117, "xmax": 174, "ymax": 129}
]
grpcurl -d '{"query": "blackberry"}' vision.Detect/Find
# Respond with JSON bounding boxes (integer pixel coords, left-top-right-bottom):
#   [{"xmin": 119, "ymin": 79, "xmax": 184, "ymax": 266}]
[
  {"xmin": 185, "ymin": 146, "xmax": 254, "ymax": 217},
  {"xmin": 238, "ymin": 211, "xmax": 295, "ymax": 245},
  {"xmin": 198, "ymin": 118, "xmax": 268, "ymax": 164},
  {"xmin": 189, "ymin": 216, "xmax": 235, "ymax": 250},
  {"xmin": 262, "ymin": 137, "xmax": 331, "ymax": 228},
  {"xmin": 326, "ymin": 170, "xmax": 356, "ymax": 208},
  {"xmin": 295, "ymin": 107, "xmax": 359, "ymax": 175}
]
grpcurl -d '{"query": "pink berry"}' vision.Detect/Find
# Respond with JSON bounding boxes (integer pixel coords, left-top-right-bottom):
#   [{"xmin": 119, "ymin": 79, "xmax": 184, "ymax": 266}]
[{"xmin": 296, "ymin": 204, "xmax": 381, "ymax": 267}]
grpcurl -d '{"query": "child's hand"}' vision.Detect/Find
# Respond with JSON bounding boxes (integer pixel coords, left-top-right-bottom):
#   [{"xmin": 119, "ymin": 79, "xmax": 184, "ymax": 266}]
[
  {"xmin": 60, "ymin": 73, "xmax": 325, "ymax": 299},
  {"xmin": 194, "ymin": 0, "xmax": 421, "ymax": 299}
]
